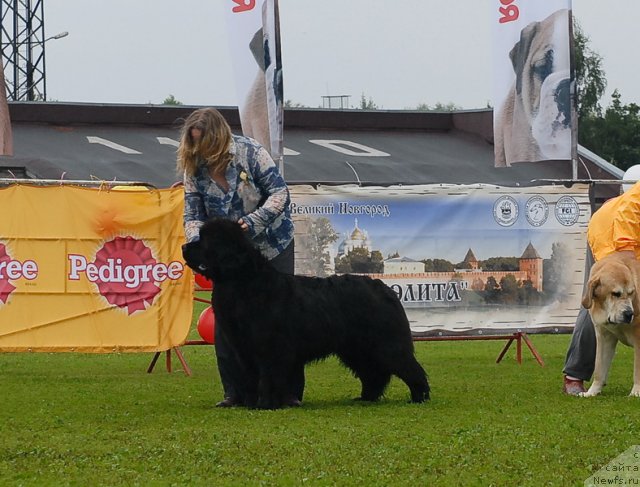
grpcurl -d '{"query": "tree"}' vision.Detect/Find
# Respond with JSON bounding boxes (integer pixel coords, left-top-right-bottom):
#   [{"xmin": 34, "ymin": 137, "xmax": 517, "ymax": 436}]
[
  {"xmin": 306, "ymin": 217, "xmax": 338, "ymax": 277},
  {"xmin": 574, "ymin": 21, "xmax": 606, "ymax": 119},
  {"xmin": 482, "ymin": 257, "xmax": 519, "ymax": 271},
  {"xmin": 335, "ymin": 247, "xmax": 382, "ymax": 274},
  {"xmin": 415, "ymin": 102, "xmax": 461, "ymax": 112},
  {"xmin": 499, "ymin": 274, "xmax": 519, "ymax": 304},
  {"xmin": 574, "ymin": 22, "xmax": 640, "ymax": 169},
  {"xmin": 543, "ymin": 242, "xmax": 571, "ymax": 301},
  {"xmin": 483, "ymin": 276, "xmax": 500, "ymax": 304},
  {"xmin": 359, "ymin": 93, "xmax": 378, "ymax": 110},
  {"xmin": 370, "ymin": 250, "xmax": 384, "ymax": 274},
  {"xmin": 285, "ymin": 99, "xmax": 307, "ymax": 108},
  {"xmin": 348, "ymin": 247, "xmax": 373, "ymax": 273},
  {"xmin": 162, "ymin": 94, "xmax": 183, "ymax": 105},
  {"xmin": 422, "ymin": 258, "xmax": 454, "ymax": 272},
  {"xmin": 579, "ymin": 90, "xmax": 640, "ymax": 171},
  {"xmin": 518, "ymin": 279, "xmax": 541, "ymax": 305}
]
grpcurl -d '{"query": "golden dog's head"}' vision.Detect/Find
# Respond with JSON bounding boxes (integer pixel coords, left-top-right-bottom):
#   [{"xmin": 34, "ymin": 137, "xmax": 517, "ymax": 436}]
[{"xmin": 582, "ymin": 254, "xmax": 639, "ymax": 326}]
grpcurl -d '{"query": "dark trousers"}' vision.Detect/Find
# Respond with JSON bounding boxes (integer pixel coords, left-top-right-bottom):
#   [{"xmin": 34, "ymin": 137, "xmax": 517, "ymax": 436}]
[
  {"xmin": 214, "ymin": 239, "xmax": 305, "ymax": 401},
  {"xmin": 563, "ymin": 246, "xmax": 596, "ymax": 381}
]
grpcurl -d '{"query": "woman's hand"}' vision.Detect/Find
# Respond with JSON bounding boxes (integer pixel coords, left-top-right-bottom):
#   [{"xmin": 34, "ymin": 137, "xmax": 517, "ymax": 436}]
[{"xmin": 238, "ymin": 218, "xmax": 249, "ymax": 232}]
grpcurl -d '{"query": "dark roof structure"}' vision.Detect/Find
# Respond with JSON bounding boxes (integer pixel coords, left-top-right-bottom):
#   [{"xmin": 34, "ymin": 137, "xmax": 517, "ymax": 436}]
[
  {"xmin": 463, "ymin": 249, "xmax": 478, "ymax": 264},
  {"xmin": 0, "ymin": 102, "xmax": 624, "ymax": 203},
  {"xmin": 520, "ymin": 242, "xmax": 542, "ymax": 260}
]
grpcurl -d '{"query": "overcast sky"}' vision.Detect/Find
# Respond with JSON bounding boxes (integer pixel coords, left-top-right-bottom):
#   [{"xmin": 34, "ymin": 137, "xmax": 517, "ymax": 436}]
[{"xmin": 42, "ymin": 0, "xmax": 636, "ymax": 110}]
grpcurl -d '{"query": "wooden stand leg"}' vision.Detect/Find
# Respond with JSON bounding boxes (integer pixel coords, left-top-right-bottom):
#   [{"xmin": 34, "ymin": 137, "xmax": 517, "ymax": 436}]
[
  {"xmin": 522, "ymin": 333, "xmax": 546, "ymax": 366},
  {"xmin": 495, "ymin": 332, "xmax": 544, "ymax": 367},
  {"xmin": 147, "ymin": 347, "xmax": 192, "ymax": 376},
  {"xmin": 164, "ymin": 350, "xmax": 171, "ymax": 372},
  {"xmin": 496, "ymin": 337, "xmax": 516, "ymax": 363},
  {"xmin": 147, "ymin": 352, "xmax": 161, "ymax": 373},
  {"xmin": 173, "ymin": 347, "xmax": 192, "ymax": 376}
]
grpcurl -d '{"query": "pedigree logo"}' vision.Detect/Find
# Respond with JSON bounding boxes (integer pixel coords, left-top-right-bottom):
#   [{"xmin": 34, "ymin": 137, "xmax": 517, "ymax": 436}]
[
  {"xmin": 0, "ymin": 242, "xmax": 38, "ymax": 305},
  {"xmin": 68, "ymin": 236, "xmax": 184, "ymax": 315}
]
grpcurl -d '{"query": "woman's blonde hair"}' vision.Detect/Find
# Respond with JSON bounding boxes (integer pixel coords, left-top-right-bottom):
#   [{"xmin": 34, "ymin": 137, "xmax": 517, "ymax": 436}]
[{"xmin": 176, "ymin": 108, "xmax": 233, "ymax": 177}]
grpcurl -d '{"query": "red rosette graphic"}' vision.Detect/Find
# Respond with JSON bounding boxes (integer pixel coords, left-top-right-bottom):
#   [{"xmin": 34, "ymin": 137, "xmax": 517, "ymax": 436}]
[
  {"xmin": 0, "ymin": 243, "xmax": 17, "ymax": 304},
  {"xmin": 94, "ymin": 237, "xmax": 161, "ymax": 315}
]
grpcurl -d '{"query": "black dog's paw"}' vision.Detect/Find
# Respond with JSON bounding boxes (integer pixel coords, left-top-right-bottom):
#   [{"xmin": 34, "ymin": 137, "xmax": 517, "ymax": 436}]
[
  {"xmin": 256, "ymin": 395, "xmax": 284, "ymax": 410},
  {"xmin": 283, "ymin": 396, "xmax": 302, "ymax": 408},
  {"xmin": 255, "ymin": 394, "xmax": 302, "ymax": 409},
  {"xmin": 354, "ymin": 396, "xmax": 380, "ymax": 402}
]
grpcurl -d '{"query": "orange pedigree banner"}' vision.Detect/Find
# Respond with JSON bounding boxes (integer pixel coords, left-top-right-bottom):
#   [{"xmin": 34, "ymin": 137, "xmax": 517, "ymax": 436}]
[{"xmin": 0, "ymin": 184, "xmax": 194, "ymax": 352}]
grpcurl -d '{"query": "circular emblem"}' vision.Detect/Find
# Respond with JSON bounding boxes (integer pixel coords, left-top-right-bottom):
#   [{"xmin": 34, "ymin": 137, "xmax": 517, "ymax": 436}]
[
  {"xmin": 493, "ymin": 196, "xmax": 519, "ymax": 227},
  {"xmin": 525, "ymin": 196, "xmax": 549, "ymax": 227},
  {"xmin": 554, "ymin": 196, "xmax": 580, "ymax": 226}
]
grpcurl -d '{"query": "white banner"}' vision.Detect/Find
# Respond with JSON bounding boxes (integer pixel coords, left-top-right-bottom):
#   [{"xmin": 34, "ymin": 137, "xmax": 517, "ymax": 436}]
[
  {"xmin": 291, "ymin": 183, "xmax": 590, "ymax": 336},
  {"xmin": 225, "ymin": 0, "xmax": 284, "ymax": 162},
  {"xmin": 493, "ymin": 1, "xmax": 574, "ymax": 167}
]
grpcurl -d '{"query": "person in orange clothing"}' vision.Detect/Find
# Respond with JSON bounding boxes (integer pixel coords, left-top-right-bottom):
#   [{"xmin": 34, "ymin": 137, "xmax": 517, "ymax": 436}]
[{"xmin": 563, "ymin": 180, "xmax": 640, "ymax": 395}]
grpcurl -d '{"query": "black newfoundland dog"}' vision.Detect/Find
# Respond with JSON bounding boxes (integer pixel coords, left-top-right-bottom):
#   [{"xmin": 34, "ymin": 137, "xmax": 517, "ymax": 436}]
[{"xmin": 183, "ymin": 218, "xmax": 430, "ymax": 409}]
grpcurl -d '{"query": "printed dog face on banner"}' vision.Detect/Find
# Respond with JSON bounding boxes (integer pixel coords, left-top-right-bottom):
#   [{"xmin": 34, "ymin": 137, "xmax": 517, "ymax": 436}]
[{"xmin": 494, "ymin": 7, "xmax": 574, "ymax": 167}]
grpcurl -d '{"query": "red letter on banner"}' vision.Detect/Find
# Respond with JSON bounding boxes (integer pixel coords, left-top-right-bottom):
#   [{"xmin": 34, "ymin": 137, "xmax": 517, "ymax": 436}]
[
  {"xmin": 499, "ymin": 0, "xmax": 519, "ymax": 24},
  {"xmin": 232, "ymin": 0, "xmax": 255, "ymax": 13}
]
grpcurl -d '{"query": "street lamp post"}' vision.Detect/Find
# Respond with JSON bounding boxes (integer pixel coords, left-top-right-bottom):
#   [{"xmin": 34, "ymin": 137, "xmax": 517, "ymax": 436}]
[{"xmin": 1, "ymin": 28, "xmax": 68, "ymax": 101}]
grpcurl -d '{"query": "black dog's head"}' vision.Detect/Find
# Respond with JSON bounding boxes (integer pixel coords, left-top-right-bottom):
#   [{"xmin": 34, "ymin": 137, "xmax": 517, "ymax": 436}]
[{"xmin": 182, "ymin": 218, "xmax": 266, "ymax": 281}]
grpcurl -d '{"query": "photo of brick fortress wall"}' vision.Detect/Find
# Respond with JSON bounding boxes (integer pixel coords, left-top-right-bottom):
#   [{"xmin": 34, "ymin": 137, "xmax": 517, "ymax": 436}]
[
  {"xmin": 293, "ymin": 215, "xmax": 544, "ymax": 292},
  {"xmin": 371, "ymin": 243, "xmax": 544, "ymax": 292}
]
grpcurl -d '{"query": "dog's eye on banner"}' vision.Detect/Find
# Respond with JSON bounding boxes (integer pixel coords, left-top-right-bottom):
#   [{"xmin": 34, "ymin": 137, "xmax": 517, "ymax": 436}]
[{"xmin": 493, "ymin": 2, "xmax": 575, "ymax": 169}]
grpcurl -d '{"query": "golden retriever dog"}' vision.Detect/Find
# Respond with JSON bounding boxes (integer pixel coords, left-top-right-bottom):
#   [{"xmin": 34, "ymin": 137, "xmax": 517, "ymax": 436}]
[{"xmin": 581, "ymin": 252, "xmax": 640, "ymax": 397}]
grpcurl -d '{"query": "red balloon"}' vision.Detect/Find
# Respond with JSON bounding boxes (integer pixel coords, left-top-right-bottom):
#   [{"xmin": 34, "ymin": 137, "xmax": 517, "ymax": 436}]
[
  {"xmin": 197, "ymin": 306, "xmax": 215, "ymax": 344},
  {"xmin": 194, "ymin": 273, "xmax": 213, "ymax": 290}
]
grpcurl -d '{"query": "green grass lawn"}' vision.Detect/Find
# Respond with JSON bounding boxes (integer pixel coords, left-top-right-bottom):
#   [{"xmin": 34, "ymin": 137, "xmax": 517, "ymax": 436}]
[{"xmin": 1, "ymin": 323, "xmax": 639, "ymax": 486}]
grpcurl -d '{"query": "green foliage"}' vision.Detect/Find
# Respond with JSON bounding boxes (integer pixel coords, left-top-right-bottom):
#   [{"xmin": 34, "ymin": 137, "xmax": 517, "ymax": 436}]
[
  {"xmin": 335, "ymin": 246, "xmax": 382, "ymax": 274},
  {"xmin": 481, "ymin": 274, "xmax": 544, "ymax": 305},
  {"xmin": 519, "ymin": 280, "xmax": 542, "ymax": 305},
  {"xmin": 574, "ymin": 21, "xmax": 607, "ymax": 119},
  {"xmin": 162, "ymin": 94, "xmax": 183, "ymax": 105},
  {"xmin": 575, "ymin": 23, "xmax": 640, "ymax": 169},
  {"xmin": 543, "ymin": 242, "xmax": 572, "ymax": 300},
  {"xmin": 422, "ymin": 258, "xmax": 454, "ymax": 272},
  {"xmin": 414, "ymin": 102, "xmax": 461, "ymax": 112},
  {"xmin": 302, "ymin": 217, "xmax": 338, "ymax": 277},
  {"xmin": 285, "ymin": 99, "xmax": 307, "ymax": 108},
  {"xmin": 481, "ymin": 257, "xmax": 519, "ymax": 272},
  {"xmin": 1, "ymin": 333, "xmax": 637, "ymax": 485},
  {"xmin": 499, "ymin": 274, "xmax": 519, "ymax": 304},
  {"xmin": 358, "ymin": 93, "xmax": 378, "ymax": 110},
  {"xmin": 483, "ymin": 275, "xmax": 500, "ymax": 304},
  {"xmin": 579, "ymin": 90, "xmax": 640, "ymax": 171},
  {"xmin": 370, "ymin": 250, "xmax": 384, "ymax": 271}
]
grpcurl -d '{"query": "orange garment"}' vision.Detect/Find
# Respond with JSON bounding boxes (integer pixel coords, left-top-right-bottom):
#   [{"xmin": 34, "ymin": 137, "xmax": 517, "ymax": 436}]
[{"xmin": 587, "ymin": 182, "xmax": 640, "ymax": 261}]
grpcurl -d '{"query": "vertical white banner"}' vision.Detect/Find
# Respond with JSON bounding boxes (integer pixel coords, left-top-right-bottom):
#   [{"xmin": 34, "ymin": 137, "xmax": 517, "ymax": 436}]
[
  {"xmin": 225, "ymin": 0, "xmax": 284, "ymax": 166},
  {"xmin": 493, "ymin": 0, "xmax": 574, "ymax": 168}
]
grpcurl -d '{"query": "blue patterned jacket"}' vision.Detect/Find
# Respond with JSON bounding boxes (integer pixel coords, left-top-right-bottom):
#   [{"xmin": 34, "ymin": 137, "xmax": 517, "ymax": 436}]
[{"xmin": 183, "ymin": 135, "xmax": 293, "ymax": 260}]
